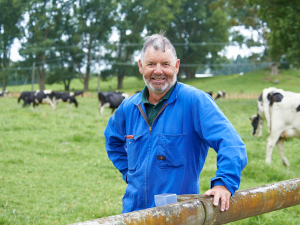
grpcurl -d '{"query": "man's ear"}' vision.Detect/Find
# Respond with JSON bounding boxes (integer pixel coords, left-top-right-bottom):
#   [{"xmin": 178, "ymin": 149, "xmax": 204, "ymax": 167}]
[
  {"xmin": 138, "ymin": 59, "xmax": 143, "ymax": 74},
  {"xmin": 175, "ymin": 59, "xmax": 180, "ymax": 74}
]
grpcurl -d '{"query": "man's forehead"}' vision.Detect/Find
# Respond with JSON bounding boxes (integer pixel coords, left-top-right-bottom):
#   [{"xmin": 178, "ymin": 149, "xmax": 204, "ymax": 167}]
[{"xmin": 144, "ymin": 47, "xmax": 173, "ymax": 60}]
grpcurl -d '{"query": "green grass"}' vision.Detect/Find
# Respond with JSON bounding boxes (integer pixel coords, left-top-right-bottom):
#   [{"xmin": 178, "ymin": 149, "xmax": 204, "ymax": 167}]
[{"xmin": 1, "ymin": 68, "xmax": 300, "ymax": 224}]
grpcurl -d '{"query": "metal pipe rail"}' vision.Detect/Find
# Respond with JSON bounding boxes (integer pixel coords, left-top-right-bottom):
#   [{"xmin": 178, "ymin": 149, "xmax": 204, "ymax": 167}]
[{"xmin": 71, "ymin": 178, "xmax": 300, "ymax": 225}]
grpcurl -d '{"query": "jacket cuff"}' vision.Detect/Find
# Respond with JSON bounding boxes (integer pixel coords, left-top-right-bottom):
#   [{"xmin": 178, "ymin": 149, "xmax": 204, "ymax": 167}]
[{"xmin": 210, "ymin": 177, "xmax": 234, "ymax": 196}]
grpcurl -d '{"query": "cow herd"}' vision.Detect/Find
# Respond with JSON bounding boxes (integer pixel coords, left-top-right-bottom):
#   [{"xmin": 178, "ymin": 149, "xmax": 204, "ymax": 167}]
[
  {"xmin": 250, "ymin": 87, "xmax": 300, "ymax": 167},
  {"xmin": 18, "ymin": 90, "xmax": 83, "ymax": 109}
]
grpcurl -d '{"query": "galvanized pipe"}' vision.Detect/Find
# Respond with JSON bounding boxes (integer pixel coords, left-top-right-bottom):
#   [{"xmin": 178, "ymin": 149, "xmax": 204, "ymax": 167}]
[{"xmin": 71, "ymin": 178, "xmax": 300, "ymax": 225}]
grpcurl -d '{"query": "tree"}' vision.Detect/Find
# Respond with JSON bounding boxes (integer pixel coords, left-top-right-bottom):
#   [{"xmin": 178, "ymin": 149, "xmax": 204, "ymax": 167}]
[
  {"xmin": 19, "ymin": 0, "xmax": 64, "ymax": 91},
  {"xmin": 167, "ymin": 0, "xmax": 230, "ymax": 79},
  {"xmin": 67, "ymin": 0, "xmax": 117, "ymax": 91},
  {"xmin": 46, "ymin": 49, "xmax": 78, "ymax": 91},
  {"xmin": 252, "ymin": 0, "xmax": 300, "ymax": 71},
  {"xmin": 0, "ymin": 0, "xmax": 25, "ymax": 91},
  {"xmin": 46, "ymin": 2, "xmax": 82, "ymax": 91}
]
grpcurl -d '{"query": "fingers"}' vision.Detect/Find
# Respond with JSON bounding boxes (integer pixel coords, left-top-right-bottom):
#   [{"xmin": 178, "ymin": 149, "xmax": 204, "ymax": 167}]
[
  {"xmin": 220, "ymin": 196, "xmax": 227, "ymax": 212},
  {"xmin": 226, "ymin": 196, "xmax": 230, "ymax": 211},
  {"xmin": 205, "ymin": 186, "xmax": 231, "ymax": 212}
]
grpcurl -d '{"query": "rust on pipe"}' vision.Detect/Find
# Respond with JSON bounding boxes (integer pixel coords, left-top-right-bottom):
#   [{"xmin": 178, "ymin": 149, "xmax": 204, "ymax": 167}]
[{"xmin": 71, "ymin": 178, "xmax": 300, "ymax": 225}]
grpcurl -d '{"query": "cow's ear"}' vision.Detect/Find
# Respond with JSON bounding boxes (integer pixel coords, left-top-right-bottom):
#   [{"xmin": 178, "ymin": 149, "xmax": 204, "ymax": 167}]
[{"xmin": 138, "ymin": 60, "xmax": 143, "ymax": 74}]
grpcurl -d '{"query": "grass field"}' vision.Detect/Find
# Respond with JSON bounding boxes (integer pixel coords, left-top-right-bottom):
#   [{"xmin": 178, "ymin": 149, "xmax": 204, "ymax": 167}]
[{"xmin": 1, "ymin": 68, "xmax": 300, "ymax": 224}]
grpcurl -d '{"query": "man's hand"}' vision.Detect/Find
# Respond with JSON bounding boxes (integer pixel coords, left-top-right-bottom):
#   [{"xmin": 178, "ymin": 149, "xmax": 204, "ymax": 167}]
[{"xmin": 205, "ymin": 185, "xmax": 231, "ymax": 212}]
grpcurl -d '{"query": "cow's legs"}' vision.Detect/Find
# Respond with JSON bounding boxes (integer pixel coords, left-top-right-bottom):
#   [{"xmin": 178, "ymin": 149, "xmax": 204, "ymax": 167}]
[
  {"xmin": 276, "ymin": 139, "xmax": 290, "ymax": 167},
  {"xmin": 43, "ymin": 97, "xmax": 56, "ymax": 109},
  {"xmin": 100, "ymin": 102, "xmax": 110, "ymax": 116},
  {"xmin": 49, "ymin": 100, "xmax": 56, "ymax": 109},
  {"xmin": 266, "ymin": 130, "xmax": 282, "ymax": 164}
]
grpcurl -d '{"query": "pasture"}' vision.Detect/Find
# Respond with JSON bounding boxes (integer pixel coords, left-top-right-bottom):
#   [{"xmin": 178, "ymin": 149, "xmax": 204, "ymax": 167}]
[{"xmin": 1, "ymin": 69, "xmax": 300, "ymax": 224}]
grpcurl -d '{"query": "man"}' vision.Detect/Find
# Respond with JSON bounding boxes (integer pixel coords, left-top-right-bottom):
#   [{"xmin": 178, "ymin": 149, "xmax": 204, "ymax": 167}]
[{"xmin": 104, "ymin": 33, "xmax": 247, "ymax": 213}]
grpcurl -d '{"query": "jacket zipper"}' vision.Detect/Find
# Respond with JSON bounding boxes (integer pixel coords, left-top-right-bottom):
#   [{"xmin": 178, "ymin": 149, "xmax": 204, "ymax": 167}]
[
  {"xmin": 138, "ymin": 102, "xmax": 169, "ymax": 141},
  {"xmin": 137, "ymin": 102, "xmax": 169, "ymax": 209}
]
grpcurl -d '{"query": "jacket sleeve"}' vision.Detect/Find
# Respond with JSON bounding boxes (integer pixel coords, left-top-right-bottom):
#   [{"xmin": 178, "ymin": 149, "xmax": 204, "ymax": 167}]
[
  {"xmin": 103, "ymin": 102, "xmax": 128, "ymax": 183},
  {"xmin": 193, "ymin": 92, "xmax": 248, "ymax": 195}
]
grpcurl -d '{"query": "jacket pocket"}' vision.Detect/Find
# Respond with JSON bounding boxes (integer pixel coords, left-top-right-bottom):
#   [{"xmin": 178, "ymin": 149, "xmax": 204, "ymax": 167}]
[
  {"xmin": 126, "ymin": 134, "xmax": 143, "ymax": 170},
  {"xmin": 156, "ymin": 133, "xmax": 187, "ymax": 168}
]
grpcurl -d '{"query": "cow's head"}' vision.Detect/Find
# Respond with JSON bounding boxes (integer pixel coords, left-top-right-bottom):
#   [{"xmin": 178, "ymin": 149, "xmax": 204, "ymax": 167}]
[{"xmin": 250, "ymin": 114, "xmax": 262, "ymax": 137}]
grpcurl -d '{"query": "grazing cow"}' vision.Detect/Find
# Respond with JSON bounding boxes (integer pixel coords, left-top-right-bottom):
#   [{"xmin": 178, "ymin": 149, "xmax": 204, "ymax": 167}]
[
  {"xmin": 18, "ymin": 91, "xmax": 35, "ymax": 106},
  {"xmin": 206, "ymin": 91, "xmax": 213, "ymax": 97},
  {"xmin": 74, "ymin": 91, "xmax": 84, "ymax": 97},
  {"xmin": 215, "ymin": 90, "xmax": 226, "ymax": 100},
  {"xmin": 54, "ymin": 92, "xmax": 78, "ymax": 107},
  {"xmin": 98, "ymin": 91, "xmax": 129, "ymax": 115},
  {"xmin": 0, "ymin": 90, "xmax": 9, "ymax": 97},
  {"xmin": 250, "ymin": 87, "xmax": 277, "ymax": 137},
  {"xmin": 32, "ymin": 90, "xmax": 56, "ymax": 109},
  {"xmin": 251, "ymin": 88, "xmax": 300, "ymax": 166}
]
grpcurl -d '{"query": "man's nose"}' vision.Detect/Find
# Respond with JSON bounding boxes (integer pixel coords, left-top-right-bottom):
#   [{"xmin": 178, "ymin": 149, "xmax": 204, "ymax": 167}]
[{"xmin": 154, "ymin": 64, "xmax": 163, "ymax": 75}]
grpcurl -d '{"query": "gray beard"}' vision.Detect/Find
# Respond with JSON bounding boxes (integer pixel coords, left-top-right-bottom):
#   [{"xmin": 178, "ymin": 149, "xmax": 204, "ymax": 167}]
[{"xmin": 143, "ymin": 74, "xmax": 177, "ymax": 94}]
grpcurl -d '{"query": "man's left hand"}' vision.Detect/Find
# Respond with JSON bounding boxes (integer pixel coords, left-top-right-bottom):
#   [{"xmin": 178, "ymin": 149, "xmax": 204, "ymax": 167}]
[{"xmin": 204, "ymin": 185, "xmax": 231, "ymax": 212}]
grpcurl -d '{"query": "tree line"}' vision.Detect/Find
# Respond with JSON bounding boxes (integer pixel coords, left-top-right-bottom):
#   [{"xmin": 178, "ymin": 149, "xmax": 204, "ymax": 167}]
[{"xmin": 0, "ymin": 0, "xmax": 298, "ymax": 91}]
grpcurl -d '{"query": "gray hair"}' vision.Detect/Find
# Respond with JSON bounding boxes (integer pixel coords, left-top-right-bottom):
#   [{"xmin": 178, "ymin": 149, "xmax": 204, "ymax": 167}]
[{"xmin": 140, "ymin": 32, "xmax": 177, "ymax": 64}]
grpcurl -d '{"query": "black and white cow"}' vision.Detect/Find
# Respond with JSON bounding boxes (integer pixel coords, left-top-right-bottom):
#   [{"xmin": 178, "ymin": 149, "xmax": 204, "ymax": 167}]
[
  {"xmin": 32, "ymin": 90, "xmax": 56, "ymax": 109},
  {"xmin": 98, "ymin": 91, "xmax": 129, "ymax": 115},
  {"xmin": 74, "ymin": 91, "xmax": 84, "ymax": 97},
  {"xmin": 251, "ymin": 87, "xmax": 300, "ymax": 166},
  {"xmin": 215, "ymin": 90, "xmax": 226, "ymax": 100},
  {"xmin": 250, "ymin": 87, "xmax": 277, "ymax": 137},
  {"xmin": 18, "ymin": 91, "xmax": 35, "ymax": 106},
  {"xmin": 0, "ymin": 90, "xmax": 9, "ymax": 97},
  {"xmin": 206, "ymin": 91, "xmax": 213, "ymax": 97},
  {"xmin": 54, "ymin": 92, "xmax": 78, "ymax": 107}
]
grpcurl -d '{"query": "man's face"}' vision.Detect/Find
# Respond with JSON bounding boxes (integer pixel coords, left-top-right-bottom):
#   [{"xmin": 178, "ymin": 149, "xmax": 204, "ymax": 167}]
[{"xmin": 138, "ymin": 47, "xmax": 180, "ymax": 94}]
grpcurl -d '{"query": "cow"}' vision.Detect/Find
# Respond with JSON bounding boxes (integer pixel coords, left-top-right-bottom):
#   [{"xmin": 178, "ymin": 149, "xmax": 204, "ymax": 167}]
[
  {"xmin": 215, "ymin": 90, "xmax": 226, "ymax": 100},
  {"xmin": 31, "ymin": 90, "xmax": 56, "ymax": 109},
  {"xmin": 74, "ymin": 91, "xmax": 84, "ymax": 97},
  {"xmin": 98, "ymin": 91, "xmax": 129, "ymax": 115},
  {"xmin": 0, "ymin": 90, "xmax": 9, "ymax": 97},
  {"xmin": 18, "ymin": 91, "xmax": 35, "ymax": 106},
  {"xmin": 250, "ymin": 87, "xmax": 277, "ymax": 137},
  {"xmin": 251, "ymin": 87, "xmax": 300, "ymax": 166},
  {"xmin": 54, "ymin": 92, "xmax": 78, "ymax": 107},
  {"xmin": 206, "ymin": 91, "xmax": 213, "ymax": 97}
]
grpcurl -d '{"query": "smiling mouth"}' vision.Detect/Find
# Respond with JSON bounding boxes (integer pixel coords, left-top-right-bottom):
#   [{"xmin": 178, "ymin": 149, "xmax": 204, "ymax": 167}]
[
  {"xmin": 151, "ymin": 78, "xmax": 165, "ymax": 81},
  {"xmin": 150, "ymin": 75, "xmax": 166, "ymax": 82}
]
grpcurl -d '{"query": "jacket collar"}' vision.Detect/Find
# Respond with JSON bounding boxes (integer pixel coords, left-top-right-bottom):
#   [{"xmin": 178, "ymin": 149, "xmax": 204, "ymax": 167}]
[{"xmin": 133, "ymin": 81, "xmax": 180, "ymax": 106}]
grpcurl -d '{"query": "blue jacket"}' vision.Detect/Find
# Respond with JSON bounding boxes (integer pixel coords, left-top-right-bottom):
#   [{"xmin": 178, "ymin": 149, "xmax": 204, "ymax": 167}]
[{"xmin": 104, "ymin": 82, "xmax": 247, "ymax": 213}]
